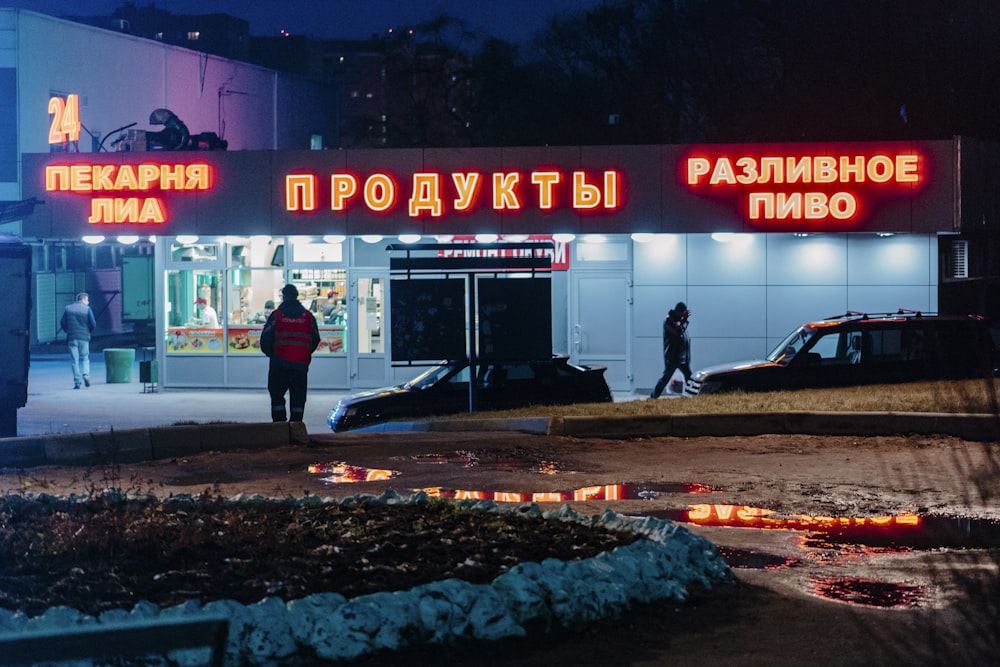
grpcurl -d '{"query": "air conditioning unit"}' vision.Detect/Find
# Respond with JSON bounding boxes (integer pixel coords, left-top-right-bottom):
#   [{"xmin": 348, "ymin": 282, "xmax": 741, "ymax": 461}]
[{"xmin": 947, "ymin": 239, "xmax": 968, "ymax": 279}]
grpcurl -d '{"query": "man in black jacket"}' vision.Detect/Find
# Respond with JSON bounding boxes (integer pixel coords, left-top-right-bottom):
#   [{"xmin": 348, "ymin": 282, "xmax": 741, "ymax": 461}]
[
  {"xmin": 260, "ymin": 284, "xmax": 320, "ymax": 422},
  {"xmin": 60, "ymin": 292, "xmax": 97, "ymax": 389},
  {"xmin": 650, "ymin": 301, "xmax": 692, "ymax": 399}
]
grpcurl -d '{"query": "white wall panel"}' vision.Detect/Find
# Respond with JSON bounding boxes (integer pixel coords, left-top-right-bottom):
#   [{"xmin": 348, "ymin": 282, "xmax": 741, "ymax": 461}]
[
  {"xmin": 633, "ymin": 337, "xmax": 664, "ymax": 389},
  {"xmin": 687, "ymin": 233, "xmax": 765, "ymax": 285},
  {"xmin": 766, "ymin": 234, "xmax": 848, "ymax": 285},
  {"xmin": 766, "ymin": 285, "xmax": 847, "ymax": 336},
  {"xmin": 687, "ymin": 285, "xmax": 766, "ymax": 338},
  {"xmin": 633, "ymin": 235, "xmax": 686, "ymax": 285},
  {"xmin": 633, "ymin": 284, "xmax": 688, "ymax": 337},
  {"xmin": 847, "ymin": 235, "xmax": 932, "ymax": 285},
  {"xmin": 845, "ymin": 285, "xmax": 934, "ymax": 315}
]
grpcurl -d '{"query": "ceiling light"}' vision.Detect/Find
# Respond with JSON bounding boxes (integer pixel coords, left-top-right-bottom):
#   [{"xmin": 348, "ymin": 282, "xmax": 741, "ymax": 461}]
[
  {"xmin": 116, "ymin": 235, "xmax": 139, "ymax": 245},
  {"xmin": 397, "ymin": 234, "xmax": 421, "ymax": 243},
  {"xmin": 630, "ymin": 233, "xmax": 655, "ymax": 243},
  {"xmin": 323, "ymin": 235, "xmax": 346, "ymax": 244},
  {"xmin": 81, "ymin": 235, "xmax": 105, "ymax": 244},
  {"xmin": 552, "ymin": 233, "xmax": 576, "ymax": 243},
  {"xmin": 475, "ymin": 233, "xmax": 498, "ymax": 243},
  {"xmin": 360, "ymin": 235, "xmax": 383, "ymax": 244},
  {"xmin": 175, "ymin": 235, "xmax": 199, "ymax": 244}
]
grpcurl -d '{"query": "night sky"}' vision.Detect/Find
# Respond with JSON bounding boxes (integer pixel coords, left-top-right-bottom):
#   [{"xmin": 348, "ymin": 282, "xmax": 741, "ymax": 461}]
[{"xmin": 2, "ymin": 0, "xmax": 604, "ymax": 43}]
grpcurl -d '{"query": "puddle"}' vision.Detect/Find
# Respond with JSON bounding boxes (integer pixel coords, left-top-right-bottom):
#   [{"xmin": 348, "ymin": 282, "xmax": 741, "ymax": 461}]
[
  {"xmin": 419, "ymin": 482, "xmax": 714, "ymax": 503},
  {"xmin": 809, "ymin": 576, "xmax": 925, "ymax": 607},
  {"xmin": 308, "ymin": 462, "xmax": 400, "ymax": 483},
  {"xmin": 397, "ymin": 450, "xmax": 563, "ymax": 474},
  {"xmin": 715, "ymin": 546, "xmax": 800, "ymax": 570},
  {"xmin": 642, "ymin": 504, "xmax": 1000, "ymax": 551}
]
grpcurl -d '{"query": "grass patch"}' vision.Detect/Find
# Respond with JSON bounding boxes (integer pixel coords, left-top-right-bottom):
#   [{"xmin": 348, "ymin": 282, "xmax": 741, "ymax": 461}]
[{"xmin": 455, "ymin": 379, "xmax": 1000, "ymax": 421}]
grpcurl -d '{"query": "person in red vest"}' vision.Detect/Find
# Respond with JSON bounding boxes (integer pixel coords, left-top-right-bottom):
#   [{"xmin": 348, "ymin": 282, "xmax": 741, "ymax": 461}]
[{"xmin": 260, "ymin": 284, "xmax": 320, "ymax": 422}]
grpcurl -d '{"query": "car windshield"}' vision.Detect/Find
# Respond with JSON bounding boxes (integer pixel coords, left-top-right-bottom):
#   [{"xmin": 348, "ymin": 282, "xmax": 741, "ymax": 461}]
[
  {"xmin": 766, "ymin": 326, "xmax": 817, "ymax": 365},
  {"xmin": 404, "ymin": 362, "xmax": 461, "ymax": 390}
]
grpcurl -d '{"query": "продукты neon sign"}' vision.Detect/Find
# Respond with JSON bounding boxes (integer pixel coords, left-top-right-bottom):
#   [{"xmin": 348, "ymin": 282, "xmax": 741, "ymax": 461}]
[
  {"xmin": 284, "ymin": 169, "xmax": 622, "ymax": 216},
  {"xmin": 682, "ymin": 149, "xmax": 924, "ymax": 229}
]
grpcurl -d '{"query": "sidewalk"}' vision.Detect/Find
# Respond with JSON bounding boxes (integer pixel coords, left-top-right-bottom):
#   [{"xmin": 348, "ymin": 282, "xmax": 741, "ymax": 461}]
[
  {"xmin": 15, "ymin": 353, "xmax": 645, "ymax": 439},
  {"xmin": 14, "ymin": 356, "xmax": 347, "ymax": 438}
]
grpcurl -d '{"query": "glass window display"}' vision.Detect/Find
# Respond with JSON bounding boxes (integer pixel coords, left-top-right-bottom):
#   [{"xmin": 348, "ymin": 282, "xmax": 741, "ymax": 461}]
[{"xmin": 165, "ymin": 268, "xmax": 223, "ymax": 353}]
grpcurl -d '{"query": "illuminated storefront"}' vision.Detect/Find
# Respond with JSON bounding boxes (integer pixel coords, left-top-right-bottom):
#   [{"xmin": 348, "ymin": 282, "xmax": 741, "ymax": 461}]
[{"xmin": 21, "ymin": 138, "xmax": 974, "ymax": 392}]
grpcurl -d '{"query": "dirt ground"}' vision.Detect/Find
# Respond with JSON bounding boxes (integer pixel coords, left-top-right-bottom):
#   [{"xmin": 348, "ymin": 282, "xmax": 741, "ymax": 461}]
[{"xmin": 4, "ymin": 430, "xmax": 1000, "ymax": 665}]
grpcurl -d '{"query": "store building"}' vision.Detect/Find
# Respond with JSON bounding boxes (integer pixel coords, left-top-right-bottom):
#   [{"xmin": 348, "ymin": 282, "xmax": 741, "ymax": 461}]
[
  {"xmin": 7, "ymin": 9, "xmax": 999, "ymax": 396},
  {"xmin": 20, "ymin": 139, "xmax": 986, "ymax": 394}
]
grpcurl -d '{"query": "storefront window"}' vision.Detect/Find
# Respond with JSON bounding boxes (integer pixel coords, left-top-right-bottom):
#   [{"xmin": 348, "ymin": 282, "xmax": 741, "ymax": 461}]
[
  {"xmin": 163, "ymin": 236, "xmax": 350, "ymax": 357},
  {"xmin": 290, "ymin": 268, "xmax": 348, "ymax": 355},
  {"xmin": 170, "ymin": 242, "xmax": 219, "ymax": 262},
  {"xmin": 165, "ymin": 268, "xmax": 224, "ymax": 353}
]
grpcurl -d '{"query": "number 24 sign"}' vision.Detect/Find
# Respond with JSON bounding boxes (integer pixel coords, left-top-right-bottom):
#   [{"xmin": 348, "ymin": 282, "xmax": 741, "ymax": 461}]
[{"xmin": 48, "ymin": 94, "xmax": 81, "ymax": 144}]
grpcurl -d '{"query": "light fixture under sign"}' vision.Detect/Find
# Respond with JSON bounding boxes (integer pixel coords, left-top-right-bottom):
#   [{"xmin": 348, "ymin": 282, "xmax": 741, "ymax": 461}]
[
  {"xmin": 116, "ymin": 235, "xmax": 140, "ymax": 245},
  {"xmin": 81, "ymin": 235, "xmax": 105, "ymax": 245}
]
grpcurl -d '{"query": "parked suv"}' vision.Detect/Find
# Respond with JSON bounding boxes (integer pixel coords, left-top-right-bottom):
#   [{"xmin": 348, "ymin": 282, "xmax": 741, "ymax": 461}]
[{"xmin": 685, "ymin": 310, "xmax": 997, "ymax": 395}]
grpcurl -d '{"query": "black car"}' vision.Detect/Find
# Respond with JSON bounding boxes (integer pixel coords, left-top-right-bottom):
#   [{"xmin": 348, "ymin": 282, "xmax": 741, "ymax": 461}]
[
  {"xmin": 685, "ymin": 310, "xmax": 997, "ymax": 396},
  {"xmin": 328, "ymin": 355, "xmax": 613, "ymax": 432}
]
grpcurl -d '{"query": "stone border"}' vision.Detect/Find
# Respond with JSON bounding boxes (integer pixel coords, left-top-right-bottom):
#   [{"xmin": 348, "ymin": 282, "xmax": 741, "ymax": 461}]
[{"xmin": 0, "ymin": 491, "xmax": 734, "ymax": 665}]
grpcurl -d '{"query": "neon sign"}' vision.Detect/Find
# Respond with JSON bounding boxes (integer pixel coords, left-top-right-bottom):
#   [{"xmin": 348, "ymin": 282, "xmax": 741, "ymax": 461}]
[
  {"xmin": 440, "ymin": 234, "xmax": 571, "ymax": 271},
  {"xmin": 285, "ymin": 169, "xmax": 622, "ymax": 217},
  {"xmin": 48, "ymin": 94, "xmax": 81, "ymax": 147},
  {"xmin": 44, "ymin": 163, "xmax": 213, "ymax": 224},
  {"xmin": 682, "ymin": 148, "xmax": 925, "ymax": 229}
]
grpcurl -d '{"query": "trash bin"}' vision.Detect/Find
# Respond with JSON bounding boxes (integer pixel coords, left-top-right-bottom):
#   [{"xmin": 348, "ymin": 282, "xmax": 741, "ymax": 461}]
[{"xmin": 103, "ymin": 348, "xmax": 136, "ymax": 383}]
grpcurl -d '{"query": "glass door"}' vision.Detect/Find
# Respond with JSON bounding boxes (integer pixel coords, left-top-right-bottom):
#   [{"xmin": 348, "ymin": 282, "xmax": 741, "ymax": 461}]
[{"xmin": 349, "ymin": 271, "xmax": 389, "ymax": 387}]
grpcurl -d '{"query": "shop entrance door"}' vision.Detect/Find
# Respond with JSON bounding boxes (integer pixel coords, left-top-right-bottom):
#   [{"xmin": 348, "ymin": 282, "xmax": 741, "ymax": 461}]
[
  {"xmin": 569, "ymin": 271, "xmax": 632, "ymax": 392},
  {"xmin": 349, "ymin": 271, "xmax": 389, "ymax": 388}
]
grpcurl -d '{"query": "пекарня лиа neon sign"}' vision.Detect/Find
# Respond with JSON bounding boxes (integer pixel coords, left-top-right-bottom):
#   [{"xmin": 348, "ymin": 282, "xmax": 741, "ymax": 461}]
[
  {"xmin": 285, "ymin": 169, "xmax": 622, "ymax": 216},
  {"xmin": 45, "ymin": 163, "xmax": 213, "ymax": 224},
  {"xmin": 684, "ymin": 151, "xmax": 923, "ymax": 226}
]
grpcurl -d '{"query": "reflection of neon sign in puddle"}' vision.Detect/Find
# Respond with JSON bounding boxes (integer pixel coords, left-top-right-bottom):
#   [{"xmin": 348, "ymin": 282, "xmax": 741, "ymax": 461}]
[
  {"xmin": 662, "ymin": 504, "xmax": 923, "ymax": 535},
  {"xmin": 308, "ymin": 463, "xmax": 399, "ymax": 483},
  {"xmin": 419, "ymin": 482, "xmax": 714, "ymax": 503}
]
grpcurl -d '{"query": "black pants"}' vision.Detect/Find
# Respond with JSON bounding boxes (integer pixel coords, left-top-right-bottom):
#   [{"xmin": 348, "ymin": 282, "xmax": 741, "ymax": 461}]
[
  {"xmin": 651, "ymin": 356, "xmax": 691, "ymax": 398},
  {"xmin": 268, "ymin": 363, "xmax": 308, "ymax": 422}
]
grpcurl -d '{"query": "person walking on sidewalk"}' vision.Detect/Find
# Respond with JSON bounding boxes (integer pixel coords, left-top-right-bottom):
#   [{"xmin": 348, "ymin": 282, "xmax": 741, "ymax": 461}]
[
  {"xmin": 650, "ymin": 301, "xmax": 692, "ymax": 398},
  {"xmin": 260, "ymin": 284, "xmax": 320, "ymax": 422},
  {"xmin": 60, "ymin": 292, "xmax": 97, "ymax": 389}
]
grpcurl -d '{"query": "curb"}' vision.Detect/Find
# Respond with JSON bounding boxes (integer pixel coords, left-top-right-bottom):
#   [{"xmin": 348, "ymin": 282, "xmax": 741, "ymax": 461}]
[
  {"xmin": 0, "ymin": 422, "xmax": 309, "ymax": 468},
  {"xmin": 4, "ymin": 412, "xmax": 999, "ymax": 469},
  {"xmin": 545, "ymin": 411, "xmax": 1000, "ymax": 442}
]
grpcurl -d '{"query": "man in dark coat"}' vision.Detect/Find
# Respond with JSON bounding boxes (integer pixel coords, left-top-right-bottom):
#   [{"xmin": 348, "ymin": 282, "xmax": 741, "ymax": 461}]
[
  {"xmin": 650, "ymin": 301, "xmax": 692, "ymax": 399},
  {"xmin": 60, "ymin": 292, "xmax": 97, "ymax": 389},
  {"xmin": 260, "ymin": 284, "xmax": 321, "ymax": 422}
]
